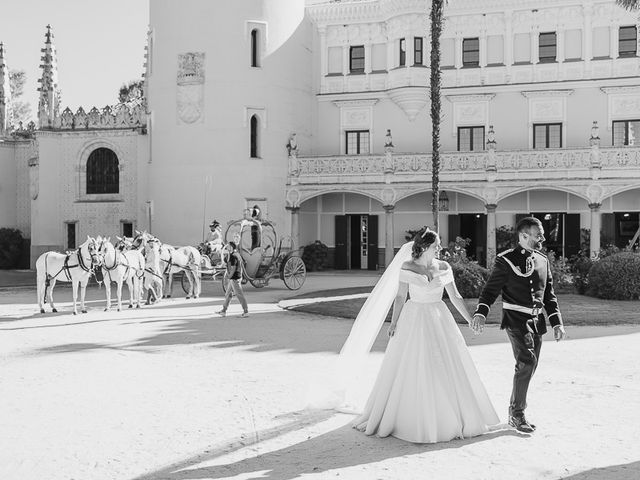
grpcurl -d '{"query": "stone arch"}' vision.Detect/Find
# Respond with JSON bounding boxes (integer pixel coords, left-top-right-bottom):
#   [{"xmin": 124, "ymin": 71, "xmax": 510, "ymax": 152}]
[
  {"xmin": 496, "ymin": 185, "xmax": 590, "ymax": 204},
  {"xmin": 395, "ymin": 186, "xmax": 486, "ymax": 205},
  {"xmin": 600, "ymin": 184, "xmax": 640, "ymax": 203},
  {"xmin": 298, "ymin": 188, "xmax": 383, "ymax": 207},
  {"xmin": 77, "ymin": 139, "xmax": 125, "ymax": 200}
]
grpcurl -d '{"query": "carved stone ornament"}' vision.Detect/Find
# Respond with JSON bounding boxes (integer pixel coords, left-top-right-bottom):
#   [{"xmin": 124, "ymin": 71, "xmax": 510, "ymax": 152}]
[
  {"xmin": 177, "ymin": 52, "xmax": 205, "ymax": 125},
  {"xmin": 28, "ymin": 157, "xmax": 39, "ymax": 200}
]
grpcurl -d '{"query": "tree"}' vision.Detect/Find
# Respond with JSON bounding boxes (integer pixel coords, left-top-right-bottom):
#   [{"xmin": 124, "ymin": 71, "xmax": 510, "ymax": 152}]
[
  {"xmin": 617, "ymin": 0, "xmax": 640, "ymax": 9},
  {"xmin": 430, "ymin": 0, "xmax": 445, "ymax": 232},
  {"xmin": 9, "ymin": 70, "xmax": 31, "ymax": 126},
  {"xmin": 118, "ymin": 79, "xmax": 144, "ymax": 106}
]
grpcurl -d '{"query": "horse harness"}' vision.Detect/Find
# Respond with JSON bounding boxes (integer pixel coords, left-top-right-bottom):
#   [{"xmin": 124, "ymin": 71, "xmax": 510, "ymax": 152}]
[{"xmin": 44, "ymin": 247, "xmax": 96, "ymax": 285}]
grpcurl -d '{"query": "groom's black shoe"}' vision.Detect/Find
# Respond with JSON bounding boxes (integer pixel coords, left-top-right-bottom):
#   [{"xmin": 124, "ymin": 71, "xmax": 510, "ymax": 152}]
[{"xmin": 509, "ymin": 415, "xmax": 536, "ymax": 433}]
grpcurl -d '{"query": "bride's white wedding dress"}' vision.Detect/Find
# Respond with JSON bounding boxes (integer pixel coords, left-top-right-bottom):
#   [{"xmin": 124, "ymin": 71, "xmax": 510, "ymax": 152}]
[{"xmin": 352, "ymin": 266, "xmax": 499, "ymax": 443}]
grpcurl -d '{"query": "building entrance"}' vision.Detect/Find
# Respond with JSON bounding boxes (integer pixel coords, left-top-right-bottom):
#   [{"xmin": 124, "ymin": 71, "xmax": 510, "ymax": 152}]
[{"xmin": 334, "ymin": 214, "xmax": 378, "ymax": 270}]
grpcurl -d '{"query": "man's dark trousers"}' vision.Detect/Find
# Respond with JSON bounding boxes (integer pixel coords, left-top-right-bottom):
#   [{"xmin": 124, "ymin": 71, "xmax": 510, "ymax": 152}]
[{"xmin": 506, "ymin": 327, "xmax": 542, "ymax": 418}]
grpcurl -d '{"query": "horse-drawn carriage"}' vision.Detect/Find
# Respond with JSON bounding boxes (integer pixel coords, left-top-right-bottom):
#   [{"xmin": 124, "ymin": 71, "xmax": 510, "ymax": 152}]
[{"xmin": 182, "ymin": 216, "xmax": 306, "ymax": 293}]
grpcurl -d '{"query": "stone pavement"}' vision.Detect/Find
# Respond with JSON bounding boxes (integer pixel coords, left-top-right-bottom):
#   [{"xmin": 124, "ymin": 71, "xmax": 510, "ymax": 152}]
[{"xmin": 1, "ymin": 271, "xmax": 639, "ymax": 480}]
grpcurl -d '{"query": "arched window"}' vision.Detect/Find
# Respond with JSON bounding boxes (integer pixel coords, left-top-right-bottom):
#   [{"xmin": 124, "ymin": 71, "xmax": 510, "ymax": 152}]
[
  {"xmin": 86, "ymin": 148, "xmax": 119, "ymax": 194},
  {"xmin": 251, "ymin": 29, "xmax": 259, "ymax": 67},
  {"xmin": 250, "ymin": 115, "xmax": 259, "ymax": 158}
]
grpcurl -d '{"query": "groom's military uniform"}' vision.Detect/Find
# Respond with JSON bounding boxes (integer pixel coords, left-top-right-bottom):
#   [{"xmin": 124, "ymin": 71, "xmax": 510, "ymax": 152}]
[{"xmin": 474, "ymin": 247, "xmax": 563, "ymax": 418}]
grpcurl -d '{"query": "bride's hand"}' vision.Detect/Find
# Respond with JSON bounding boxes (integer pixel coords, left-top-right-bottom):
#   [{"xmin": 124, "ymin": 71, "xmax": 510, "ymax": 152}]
[{"xmin": 388, "ymin": 323, "xmax": 397, "ymax": 337}]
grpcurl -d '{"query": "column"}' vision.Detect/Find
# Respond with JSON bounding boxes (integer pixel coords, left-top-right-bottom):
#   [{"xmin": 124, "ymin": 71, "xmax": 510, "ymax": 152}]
[
  {"xmin": 505, "ymin": 11, "xmax": 514, "ymax": 67},
  {"xmin": 583, "ymin": 5, "xmax": 593, "ymax": 63},
  {"xmin": 486, "ymin": 204, "xmax": 497, "ymax": 266},
  {"xmin": 342, "ymin": 45, "xmax": 349, "ymax": 75},
  {"xmin": 287, "ymin": 206, "xmax": 300, "ymax": 250},
  {"xmin": 364, "ymin": 43, "xmax": 372, "ymax": 74},
  {"xmin": 319, "ymin": 27, "xmax": 328, "ymax": 76},
  {"xmin": 454, "ymin": 34, "xmax": 463, "ymax": 69},
  {"xmin": 589, "ymin": 203, "xmax": 601, "ymax": 258},
  {"xmin": 557, "ymin": 29, "xmax": 565, "ymax": 62},
  {"xmin": 610, "ymin": 23, "xmax": 619, "ymax": 59},
  {"xmin": 387, "ymin": 39, "xmax": 395, "ymax": 71},
  {"xmin": 531, "ymin": 29, "xmax": 540, "ymax": 64},
  {"xmin": 384, "ymin": 205, "xmax": 395, "ymax": 267},
  {"xmin": 479, "ymin": 32, "xmax": 488, "ymax": 67}
]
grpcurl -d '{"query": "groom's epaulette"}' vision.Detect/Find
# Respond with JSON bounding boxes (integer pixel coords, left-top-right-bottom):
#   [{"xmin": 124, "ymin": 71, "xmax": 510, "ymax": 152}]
[{"xmin": 497, "ymin": 249, "xmax": 514, "ymax": 257}]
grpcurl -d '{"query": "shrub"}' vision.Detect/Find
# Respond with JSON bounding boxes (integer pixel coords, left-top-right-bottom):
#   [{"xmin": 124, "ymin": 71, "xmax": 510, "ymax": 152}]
[
  {"xmin": 544, "ymin": 250, "xmax": 573, "ymax": 293},
  {"xmin": 302, "ymin": 240, "xmax": 329, "ymax": 271},
  {"xmin": 569, "ymin": 253, "xmax": 593, "ymax": 294},
  {"xmin": 449, "ymin": 261, "xmax": 490, "ymax": 298},
  {"xmin": 0, "ymin": 228, "xmax": 25, "ymax": 269},
  {"xmin": 586, "ymin": 252, "xmax": 640, "ymax": 300}
]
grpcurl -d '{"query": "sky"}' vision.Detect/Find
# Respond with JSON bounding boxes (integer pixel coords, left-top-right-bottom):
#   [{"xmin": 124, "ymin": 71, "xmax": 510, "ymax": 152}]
[{"xmin": 1, "ymin": 0, "xmax": 149, "ymax": 122}]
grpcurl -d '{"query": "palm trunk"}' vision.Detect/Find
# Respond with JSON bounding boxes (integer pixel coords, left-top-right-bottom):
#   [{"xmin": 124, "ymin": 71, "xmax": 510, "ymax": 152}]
[{"xmin": 430, "ymin": 0, "xmax": 444, "ymax": 232}]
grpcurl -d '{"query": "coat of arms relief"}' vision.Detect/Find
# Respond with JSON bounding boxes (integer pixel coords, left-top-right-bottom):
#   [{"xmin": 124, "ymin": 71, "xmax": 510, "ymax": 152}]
[{"xmin": 177, "ymin": 52, "xmax": 205, "ymax": 125}]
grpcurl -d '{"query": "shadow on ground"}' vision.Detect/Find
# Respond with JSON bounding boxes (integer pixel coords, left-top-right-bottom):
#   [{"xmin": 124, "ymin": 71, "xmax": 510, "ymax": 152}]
[
  {"xmin": 560, "ymin": 461, "xmax": 640, "ymax": 479},
  {"xmin": 131, "ymin": 413, "xmax": 521, "ymax": 480}
]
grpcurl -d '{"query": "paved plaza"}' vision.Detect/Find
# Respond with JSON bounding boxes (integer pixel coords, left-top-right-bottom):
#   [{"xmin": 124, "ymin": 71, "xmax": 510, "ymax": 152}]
[{"xmin": 1, "ymin": 273, "xmax": 639, "ymax": 480}]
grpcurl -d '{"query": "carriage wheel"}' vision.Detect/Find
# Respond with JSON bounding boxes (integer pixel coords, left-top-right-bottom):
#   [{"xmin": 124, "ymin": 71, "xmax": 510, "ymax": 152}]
[
  {"xmin": 249, "ymin": 277, "xmax": 269, "ymax": 288},
  {"xmin": 282, "ymin": 255, "xmax": 306, "ymax": 290},
  {"xmin": 181, "ymin": 272, "xmax": 191, "ymax": 294}
]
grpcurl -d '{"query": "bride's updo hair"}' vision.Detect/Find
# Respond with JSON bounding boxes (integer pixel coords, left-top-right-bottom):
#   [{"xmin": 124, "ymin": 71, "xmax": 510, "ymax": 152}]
[{"xmin": 412, "ymin": 227, "xmax": 438, "ymax": 259}]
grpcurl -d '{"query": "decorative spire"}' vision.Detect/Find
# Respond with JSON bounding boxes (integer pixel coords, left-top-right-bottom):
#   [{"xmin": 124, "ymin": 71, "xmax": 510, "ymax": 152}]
[
  {"xmin": 37, "ymin": 24, "xmax": 62, "ymax": 129},
  {"xmin": 142, "ymin": 26, "xmax": 152, "ymax": 113},
  {"xmin": 0, "ymin": 42, "xmax": 13, "ymax": 136}
]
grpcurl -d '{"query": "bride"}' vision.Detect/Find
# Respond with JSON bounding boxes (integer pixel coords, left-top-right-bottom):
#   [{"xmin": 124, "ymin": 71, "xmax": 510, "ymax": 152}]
[{"xmin": 346, "ymin": 227, "xmax": 499, "ymax": 443}]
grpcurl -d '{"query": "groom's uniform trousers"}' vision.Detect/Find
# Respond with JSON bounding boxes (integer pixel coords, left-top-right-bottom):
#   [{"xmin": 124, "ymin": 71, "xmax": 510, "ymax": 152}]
[{"xmin": 474, "ymin": 247, "xmax": 563, "ymax": 418}]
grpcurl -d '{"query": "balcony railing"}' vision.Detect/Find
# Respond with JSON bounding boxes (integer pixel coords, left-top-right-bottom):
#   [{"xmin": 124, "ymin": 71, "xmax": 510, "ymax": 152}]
[{"xmin": 288, "ymin": 146, "xmax": 640, "ymax": 184}]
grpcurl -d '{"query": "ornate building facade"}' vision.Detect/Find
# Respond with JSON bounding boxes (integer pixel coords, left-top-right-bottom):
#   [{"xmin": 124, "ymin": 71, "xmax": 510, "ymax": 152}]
[{"xmin": 0, "ymin": 1, "xmax": 639, "ymax": 269}]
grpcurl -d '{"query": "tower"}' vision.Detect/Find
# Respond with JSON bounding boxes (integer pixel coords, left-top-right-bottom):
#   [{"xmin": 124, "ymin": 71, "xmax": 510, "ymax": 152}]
[
  {"xmin": 37, "ymin": 25, "xmax": 61, "ymax": 129},
  {"xmin": 0, "ymin": 42, "xmax": 12, "ymax": 136}
]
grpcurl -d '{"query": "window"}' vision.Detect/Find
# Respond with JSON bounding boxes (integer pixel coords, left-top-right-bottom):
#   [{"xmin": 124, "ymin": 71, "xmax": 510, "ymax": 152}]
[
  {"xmin": 457, "ymin": 126, "xmax": 485, "ymax": 151},
  {"xmin": 349, "ymin": 45, "xmax": 365, "ymax": 73},
  {"xmin": 414, "ymin": 37, "xmax": 423, "ymax": 65},
  {"xmin": 462, "ymin": 37, "xmax": 479, "ymax": 67},
  {"xmin": 612, "ymin": 120, "xmax": 640, "ymax": 146},
  {"xmin": 250, "ymin": 115, "xmax": 259, "ymax": 158},
  {"xmin": 539, "ymin": 32, "xmax": 557, "ymax": 62},
  {"xmin": 86, "ymin": 148, "xmax": 119, "ymax": 194},
  {"xmin": 619, "ymin": 26, "xmax": 637, "ymax": 57},
  {"xmin": 121, "ymin": 221, "xmax": 133, "ymax": 238},
  {"xmin": 533, "ymin": 123, "xmax": 562, "ymax": 149},
  {"xmin": 250, "ymin": 29, "xmax": 260, "ymax": 67},
  {"xmin": 399, "ymin": 38, "xmax": 406, "ymax": 66},
  {"xmin": 346, "ymin": 130, "xmax": 370, "ymax": 154},
  {"xmin": 66, "ymin": 222, "xmax": 77, "ymax": 250}
]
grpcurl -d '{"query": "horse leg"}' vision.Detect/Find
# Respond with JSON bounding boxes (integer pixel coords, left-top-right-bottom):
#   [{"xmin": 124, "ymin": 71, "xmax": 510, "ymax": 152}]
[
  {"xmin": 166, "ymin": 273, "xmax": 173, "ymax": 298},
  {"xmin": 49, "ymin": 278, "xmax": 58, "ymax": 313},
  {"xmin": 37, "ymin": 274, "xmax": 45, "ymax": 313},
  {"xmin": 194, "ymin": 269, "xmax": 201, "ymax": 298},
  {"xmin": 72, "ymin": 279, "xmax": 79, "ymax": 315},
  {"xmin": 126, "ymin": 277, "xmax": 134, "ymax": 308},
  {"xmin": 80, "ymin": 279, "xmax": 88, "ymax": 313},
  {"xmin": 116, "ymin": 279, "xmax": 123, "ymax": 312},
  {"xmin": 104, "ymin": 277, "xmax": 112, "ymax": 311}
]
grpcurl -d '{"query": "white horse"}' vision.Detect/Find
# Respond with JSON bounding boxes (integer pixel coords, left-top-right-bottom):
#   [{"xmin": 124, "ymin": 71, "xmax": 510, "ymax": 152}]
[
  {"xmin": 35, "ymin": 236, "xmax": 103, "ymax": 315},
  {"xmin": 98, "ymin": 236, "xmax": 145, "ymax": 311},
  {"xmin": 158, "ymin": 243, "xmax": 202, "ymax": 299}
]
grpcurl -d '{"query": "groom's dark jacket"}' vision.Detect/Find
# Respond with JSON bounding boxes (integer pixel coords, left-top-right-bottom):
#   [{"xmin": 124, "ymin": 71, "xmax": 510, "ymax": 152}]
[{"xmin": 473, "ymin": 247, "xmax": 563, "ymax": 335}]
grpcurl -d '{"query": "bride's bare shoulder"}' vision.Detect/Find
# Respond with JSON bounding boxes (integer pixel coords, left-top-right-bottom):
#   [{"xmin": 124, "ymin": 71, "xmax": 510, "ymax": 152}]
[{"xmin": 436, "ymin": 260, "xmax": 451, "ymax": 271}]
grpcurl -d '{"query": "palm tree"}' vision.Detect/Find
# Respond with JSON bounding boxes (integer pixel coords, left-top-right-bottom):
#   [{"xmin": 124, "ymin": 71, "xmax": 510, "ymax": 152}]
[
  {"xmin": 430, "ymin": 0, "xmax": 445, "ymax": 232},
  {"xmin": 617, "ymin": 0, "xmax": 640, "ymax": 9}
]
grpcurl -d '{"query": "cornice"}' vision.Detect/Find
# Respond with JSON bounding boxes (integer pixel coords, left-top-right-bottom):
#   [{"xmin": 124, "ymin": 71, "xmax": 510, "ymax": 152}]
[
  {"xmin": 332, "ymin": 99, "xmax": 380, "ymax": 107},
  {"xmin": 600, "ymin": 86, "xmax": 640, "ymax": 95},
  {"xmin": 521, "ymin": 89, "xmax": 574, "ymax": 98},
  {"xmin": 445, "ymin": 93, "xmax": 496, "ymax": 103}
]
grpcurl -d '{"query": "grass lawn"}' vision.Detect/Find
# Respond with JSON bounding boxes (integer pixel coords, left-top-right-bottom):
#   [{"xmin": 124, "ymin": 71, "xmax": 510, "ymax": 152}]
[{"xmin": 287, "ymin": 288, "xmax": 640, "ymax": 326}]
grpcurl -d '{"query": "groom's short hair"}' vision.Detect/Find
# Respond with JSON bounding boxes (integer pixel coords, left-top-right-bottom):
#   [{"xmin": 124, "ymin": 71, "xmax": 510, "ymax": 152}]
[{"xmin": 516, "ymin": 217, "xmax": 542, "ymax": 234}]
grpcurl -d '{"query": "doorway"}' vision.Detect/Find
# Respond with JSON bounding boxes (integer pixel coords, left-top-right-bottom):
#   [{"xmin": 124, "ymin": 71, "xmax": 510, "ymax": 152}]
[
  {"xmin": 334, "ymin": 214, "xmax": 379, "ymax": 270},
  {"xmin": 448, "ymin": 214, "xmax": 487, "ymax": 265}
]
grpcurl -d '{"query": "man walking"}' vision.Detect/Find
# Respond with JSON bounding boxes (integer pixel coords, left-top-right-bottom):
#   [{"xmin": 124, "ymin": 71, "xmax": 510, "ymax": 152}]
[
  {"xmin": 216, "ymin": 242, "xmax": 249, "ymax": 318},
  {"xmin": 472, "ymin": 217, "xmax": 566, "ymax": 433}
]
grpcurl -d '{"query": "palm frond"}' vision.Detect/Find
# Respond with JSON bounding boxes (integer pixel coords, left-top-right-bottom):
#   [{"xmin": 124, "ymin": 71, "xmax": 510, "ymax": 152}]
[{"xmin": 617, "ymin": 0, "xmax": 640, "ymax": 10}]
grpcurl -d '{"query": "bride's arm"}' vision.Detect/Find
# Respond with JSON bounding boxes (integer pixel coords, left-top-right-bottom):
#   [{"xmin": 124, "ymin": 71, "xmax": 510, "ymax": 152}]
[
  {"xmin": 444, "ymin": 272, "xmax": 473, "ymax": 326},
  {"xmin": 388, "ymin": 281, "xmax": 408, "ymax": 337}
]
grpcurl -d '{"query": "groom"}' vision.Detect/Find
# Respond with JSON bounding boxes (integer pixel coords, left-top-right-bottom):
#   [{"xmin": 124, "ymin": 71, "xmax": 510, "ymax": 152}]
[{"xmin": 472, "ymin": 216, "xmax": 566, "ymax": 433}]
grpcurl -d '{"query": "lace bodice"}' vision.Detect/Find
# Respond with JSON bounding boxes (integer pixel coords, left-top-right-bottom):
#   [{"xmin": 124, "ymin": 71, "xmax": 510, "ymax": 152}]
[{"xmin": 399, "ymin": 265, "xmax": 454, "ymax": 304}]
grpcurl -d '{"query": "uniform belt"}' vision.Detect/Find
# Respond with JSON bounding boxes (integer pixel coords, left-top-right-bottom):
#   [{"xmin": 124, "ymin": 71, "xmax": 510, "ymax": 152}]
[{"xmin": 502, "ymin": 301, "xmax": 541, "ymax": 317}]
